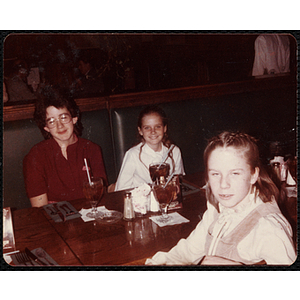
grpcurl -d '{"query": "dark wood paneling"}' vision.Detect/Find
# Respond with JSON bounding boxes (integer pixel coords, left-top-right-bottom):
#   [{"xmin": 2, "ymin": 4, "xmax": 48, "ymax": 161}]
[{"xmin": 3, "ymin": 75, "xmax": 296, "ymax": 122}]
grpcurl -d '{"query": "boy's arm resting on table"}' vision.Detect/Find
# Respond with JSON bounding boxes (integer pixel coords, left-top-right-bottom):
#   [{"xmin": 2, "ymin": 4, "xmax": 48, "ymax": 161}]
[
  {"xmin": 145, "ymin": 224, "xmax": 207, "ymax": 265},
  {"xmin": 30, "ymin": 193, "xmax": 48, "ymax": 207},
  {"xmin": 145, "ymin": 234, "xmax": 205, "ymax": 265},
  {"xmin": 146, "ymin": 202, "xmax": 215, "ymax": 265}
]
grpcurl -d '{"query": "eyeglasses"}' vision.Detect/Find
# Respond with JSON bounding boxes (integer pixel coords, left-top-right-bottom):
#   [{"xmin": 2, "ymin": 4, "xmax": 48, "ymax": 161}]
[{"xmin": 46, "ymin": 113, "xmax": 72, "ymax": 128}]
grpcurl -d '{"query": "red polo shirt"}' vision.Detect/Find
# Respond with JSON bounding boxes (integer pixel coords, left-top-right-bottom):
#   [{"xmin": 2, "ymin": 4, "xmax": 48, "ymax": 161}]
[{"xmin": 23, "ymin": 137, "xmax": 107, "ymax": 203}]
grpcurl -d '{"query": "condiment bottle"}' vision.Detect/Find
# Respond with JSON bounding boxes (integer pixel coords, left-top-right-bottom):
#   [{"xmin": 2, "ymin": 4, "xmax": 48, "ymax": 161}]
[
  {"xmin": 150, "ymin": 186, "xmax": 160, "ymax": 212},
  {"xmin": 123, "ymin": 192, "xmax": 135, "ymax": 221}
]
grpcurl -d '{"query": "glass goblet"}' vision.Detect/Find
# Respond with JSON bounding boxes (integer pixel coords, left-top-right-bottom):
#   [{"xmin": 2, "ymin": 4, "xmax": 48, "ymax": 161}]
[
  {"xmin": 83, "ymin": 177, "xmax": 104, "ymax": 219},
  {"xmin": 153, "ymin": 181, "xmax": 176, "ymax": 222},
  {"xmin": 149, "ymin": 162, "xmax": 170, "ymax": 183}
]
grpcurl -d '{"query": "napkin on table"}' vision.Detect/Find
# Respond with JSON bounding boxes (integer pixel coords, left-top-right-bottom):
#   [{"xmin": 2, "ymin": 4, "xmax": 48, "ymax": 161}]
[
  {"xmin": 149, "ymin": 212, "xmax": 190, "ymax": 227},
  {"xmin": 79, "ymin": 206, "xmax": 111, "ymax": 222},
  {"xmin": 131, "ymin": 183, "xmax": 151, "ymax": 214}
]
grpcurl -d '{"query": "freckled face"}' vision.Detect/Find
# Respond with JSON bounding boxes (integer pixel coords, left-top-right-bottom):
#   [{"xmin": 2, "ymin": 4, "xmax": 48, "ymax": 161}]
[
  {"xmin": 207, "ymin": 147, "xmax": 259, "ymax": 209},
  {"xmin": 138, "ymin": 113, "xmax": 167, "ymax": 152}
]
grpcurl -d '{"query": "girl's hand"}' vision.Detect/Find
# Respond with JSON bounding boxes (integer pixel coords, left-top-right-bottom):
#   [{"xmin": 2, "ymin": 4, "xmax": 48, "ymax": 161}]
[{"xmin": 200, "ymin": 255, "xmax": 243, "ymax": 265}]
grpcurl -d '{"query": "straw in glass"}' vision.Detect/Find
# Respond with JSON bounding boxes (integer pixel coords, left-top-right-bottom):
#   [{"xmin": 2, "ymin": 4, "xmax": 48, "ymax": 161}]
[
  {"xmin": 157, "ymin": 144, "xmax": 175, "ymax": 170},
  {"xmin": 84, "ymin": 158, "xmax": 92, "ymax": 185},
  {"xmin": 163, "ymin": 172, "xmax": 175, "ymax": 188}
]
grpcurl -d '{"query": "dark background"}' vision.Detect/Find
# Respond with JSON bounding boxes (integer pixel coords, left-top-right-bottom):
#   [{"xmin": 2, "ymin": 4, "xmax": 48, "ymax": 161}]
[
  {"xmin": 2, "ymin": 32, "xmax": 298, "ymax": 210},
  {"xmin": 4, "ymin": 33, "xmax": 296, "ymax": 97}
]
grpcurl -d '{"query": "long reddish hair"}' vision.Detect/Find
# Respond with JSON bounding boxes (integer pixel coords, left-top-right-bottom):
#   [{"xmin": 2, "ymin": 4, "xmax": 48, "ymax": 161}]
[{"xmin": 203, "ymin": 132, "xmax": 279, "ymax": 207}]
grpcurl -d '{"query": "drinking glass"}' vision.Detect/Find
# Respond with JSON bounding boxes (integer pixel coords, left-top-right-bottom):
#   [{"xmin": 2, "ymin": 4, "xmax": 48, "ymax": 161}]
[
  {"xmin": 149, "ymin": 162, "xmax": 170, "ymax": 183},
  {"xmin": 83, "ymin": 177, "xmax": 104, "ymax": 219},
  {"xmin": 153, "ymin": 181, "xmax": 176, "ymax": 222}
]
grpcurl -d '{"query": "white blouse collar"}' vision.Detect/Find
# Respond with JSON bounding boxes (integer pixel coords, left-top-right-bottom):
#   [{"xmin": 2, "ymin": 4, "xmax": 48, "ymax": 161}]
[
  {"xmin": 143, "ymin": 143, "xmax": 165, "ymax": 158},
  {"xmin": 218, "ymin": 188, "xmax": 259, "ymax": 216}
]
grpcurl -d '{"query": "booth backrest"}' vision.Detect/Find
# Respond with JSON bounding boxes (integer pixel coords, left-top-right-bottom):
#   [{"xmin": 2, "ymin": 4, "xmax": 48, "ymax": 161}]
[
  {"xmin": 110, "ymin": 106, "xmax": 143, "ymax": 174},
  {"xmin": 80, "ymin": 109, "xmax": 115, "ymax": 183},
  {"xmin": 110, "ymin": 88, "xmax": 296, "ymax": 178},
  {"xmin": 3, "ymin": 81, "xmax": 296, "ymax": 210},
  {"xmin": 4, "ymin": 119, "xmax": 44, "ymax": 210}
]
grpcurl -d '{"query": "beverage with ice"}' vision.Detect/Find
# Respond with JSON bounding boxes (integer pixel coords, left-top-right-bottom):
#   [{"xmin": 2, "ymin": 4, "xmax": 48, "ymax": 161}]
[
  {"xmin": 153, "ymin": 177, "xmax": 176, "ymax": 222},
  {"xmin": 83, "ymin": 177, "xmax": 104, "ymax": 219},
  {"xmin": 149, "ymin": 163, "xmax": 170, "ymax": 183},
  {"xmin": 154, "ymin": 185, "xmax": 175, "ymax": 205}
]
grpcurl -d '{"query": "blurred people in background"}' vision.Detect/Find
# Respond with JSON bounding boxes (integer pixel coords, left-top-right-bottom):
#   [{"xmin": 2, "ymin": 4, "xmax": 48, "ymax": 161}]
[
  {"xmin": 252, "ymin": 34, "xmax": 290, "ymax": 76},
  {"xmin": 27, "ymin": 66, "xmax": 41, "ymax": 92},
  {"xmin": 73, "ymin": 53, "xmax": 104, "ymax": 98},
  {"xmin": 5, "ymin": 59, "xmax": 37, "ymax": 102}
]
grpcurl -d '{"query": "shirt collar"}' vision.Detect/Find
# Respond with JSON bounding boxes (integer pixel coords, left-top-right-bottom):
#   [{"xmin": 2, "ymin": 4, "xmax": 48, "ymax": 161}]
[
  {"xmin": 143, "ymin": 143, "xmax": 165, "ymax": 158},
  {"xmin": 50, "ymin": 136, "xmax": 79, "ymax": 151},
  {"xmin": 218, "ymin": 188, "xmax": 257, "ymax": 215}
]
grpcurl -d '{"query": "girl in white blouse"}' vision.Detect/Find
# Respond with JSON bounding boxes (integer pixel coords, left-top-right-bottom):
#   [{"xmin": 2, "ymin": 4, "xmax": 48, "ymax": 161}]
[
  {"xmin": 146, "ymin": 132, "xmax": 296, "ymax": 265},
  {"xmin": 115, "ymin": 106, "xmax": 185, "ymax": 191}
]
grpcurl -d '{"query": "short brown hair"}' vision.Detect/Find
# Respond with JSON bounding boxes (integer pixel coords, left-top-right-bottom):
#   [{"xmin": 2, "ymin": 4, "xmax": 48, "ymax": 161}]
[{"xmin": 34, "ymin": 86, "xmax": 83, "ymax": 139}]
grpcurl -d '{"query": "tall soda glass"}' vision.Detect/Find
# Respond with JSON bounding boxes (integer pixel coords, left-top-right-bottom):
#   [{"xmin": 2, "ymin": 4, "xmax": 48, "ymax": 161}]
[{"xmin": 83, "ymin": 177, "xmax": 104, "ymax": 219}]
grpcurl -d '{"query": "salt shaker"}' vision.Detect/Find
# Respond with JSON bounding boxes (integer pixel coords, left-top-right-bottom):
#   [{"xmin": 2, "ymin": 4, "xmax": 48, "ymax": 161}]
[
  {"xmin": 123, "ymin": 192, "xmax": 135, "ymax": 221},
  {"xmin": 149, "ymin": 187, "xmax": 160, "ymax": 212}
]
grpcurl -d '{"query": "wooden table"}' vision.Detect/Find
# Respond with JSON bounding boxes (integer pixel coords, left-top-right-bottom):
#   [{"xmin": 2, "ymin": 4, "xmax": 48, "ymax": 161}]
[
  {"xmin": 7, "ymin": 176, "xmax": 207, "ymax": 268},
  {"xmin": 10, "ymin": 205, "xmax": 82, "ymax": 266}
]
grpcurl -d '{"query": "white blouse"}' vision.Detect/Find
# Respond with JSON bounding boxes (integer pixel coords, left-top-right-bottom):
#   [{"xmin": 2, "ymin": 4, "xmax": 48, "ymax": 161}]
[
  {"xmin": 145, "ymin": 192, "xmax": 296, "ymax": 265},
  {"xmin": 115, "ymin": 143, "xmax": 185, "ymax": 191}
]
